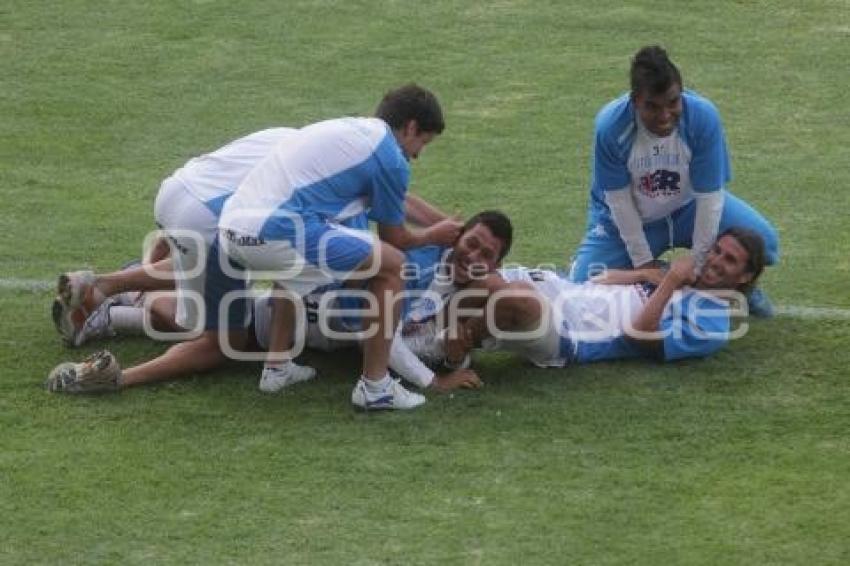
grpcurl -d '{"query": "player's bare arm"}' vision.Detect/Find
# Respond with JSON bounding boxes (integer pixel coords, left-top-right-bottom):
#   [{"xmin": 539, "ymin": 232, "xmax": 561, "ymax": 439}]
[
  {"xmin": 404, "ymin": 193, "xmax": 454, "ymax": 227},
  {"xmin": 624, "ymin": 255, "xmax": 696, "ymax": 357},
  {"xmin": 378, "ymin": 219, "xmax": 463, "ymax": 250}
]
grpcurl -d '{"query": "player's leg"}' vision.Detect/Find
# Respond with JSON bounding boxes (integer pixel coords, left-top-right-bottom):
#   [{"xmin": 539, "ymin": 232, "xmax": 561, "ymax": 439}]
[
  {"xmin": 119, "ymin": 329, "xmax": 244, "ymax": 388},
  {"xmin": 569, "ymin": 221, "xmax": 633, "ymax": 282},
  {"xmin": 349, "ymin": 241, "xmax": 426, "ymax": 410},
  {"xmin": 53, "ymin": 260, "xmax": 177, "ymax": 347},
  {"xmin": 218, "ymin": 232, "xmax": 321, "ymax": 394},
  {"xmin": 717, "ymin": 192, "xmax": 780, "ymax": 265},
  {"xmin": 46, "ymin": 234, "xmax": 251, "ymax": 394},
  {"xmin": 110, "ymin": 235, "xmax": 252, "ymax": 388},
  {"xmin": 569, "ymin": 218, "xmax": 671, "ymax": 282},
  {"xmin": 258, "ymin": 286, "xmax": 317, "ymax": 393},
  {"xmin": 671, "ymin": 191, "xmax": 779, "ymax": 265}
]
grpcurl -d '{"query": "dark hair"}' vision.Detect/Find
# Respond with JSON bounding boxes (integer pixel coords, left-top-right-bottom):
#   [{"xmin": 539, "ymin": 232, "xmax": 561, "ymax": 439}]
[
  {"xmin": 720, "ymin": 226, "xmax": 766, "ymax": 291},
  {"xmin": 463, "ymin": 210, "xmax": 513, "ymax": 261},
  {"xmin": 630, "ymin": 45, "xmax": 683, "ymax": 98},
  {"xmin": 375, "ymin": 84, "xmax": 445, "ymax": 134}
]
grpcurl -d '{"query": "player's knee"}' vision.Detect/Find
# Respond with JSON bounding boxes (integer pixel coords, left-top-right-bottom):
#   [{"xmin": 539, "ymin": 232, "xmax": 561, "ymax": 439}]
[{"xmin": 375, "ymin": 243, "xmax": 404, "ymax": 277}]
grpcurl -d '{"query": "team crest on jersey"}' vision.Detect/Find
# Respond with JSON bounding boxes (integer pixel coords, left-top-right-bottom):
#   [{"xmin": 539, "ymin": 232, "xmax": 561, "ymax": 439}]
[{"xmin": 638, "ymin": 169, "xmax": 682, "ymax": 198}]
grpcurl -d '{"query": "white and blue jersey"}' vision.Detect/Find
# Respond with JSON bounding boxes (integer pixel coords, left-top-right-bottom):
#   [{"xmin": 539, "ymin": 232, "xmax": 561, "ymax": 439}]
[
  {"xmin": 169, "ymin": 127, "xmax": 299, "ymax": 217},
  {"xmin": 328, "ymin": 244, "xmax": 454, "ymax": 330},
  {"xmin": 589, "ymin": 89, "xmax": 731, "ymax": 225},
  {"xmin": 219, "ymin": 117, "xmax": 409, "ymax": 241},
  {"xmin": 499, "ymin": 267, "xmax": 731, "ymax": 364}
]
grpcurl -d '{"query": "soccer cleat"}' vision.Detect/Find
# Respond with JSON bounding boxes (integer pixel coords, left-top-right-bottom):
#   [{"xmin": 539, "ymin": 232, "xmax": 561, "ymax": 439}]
[
  {"xmin": 351, "ymin": 377, "xmax": 427, "ymax": 411},
  {"xmin": 747, "ymin": 287, "xmax": 775, "ymax": 318},
  {"xmin": 45, "ymin": 350, "xmax": 122, "ymax": 394},
  {"xmin": 258, "ymin": 362, "xmax": 317, "ymax": 393},
  {"xmin": 52, "ymin": 297, "xmax": 116, "ymax": 348},
  {"xmin": 57, "ymin": 270, "xmax": 98, "ymax": 310}
]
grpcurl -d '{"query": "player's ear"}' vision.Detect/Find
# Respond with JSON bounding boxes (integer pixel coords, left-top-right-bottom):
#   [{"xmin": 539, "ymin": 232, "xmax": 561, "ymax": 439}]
[{"xmin": 403, "ymin": 119, "xmax": 420, "ymax": 137}]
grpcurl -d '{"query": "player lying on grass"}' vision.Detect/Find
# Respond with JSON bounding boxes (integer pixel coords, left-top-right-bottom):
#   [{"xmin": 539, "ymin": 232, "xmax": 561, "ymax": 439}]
[
  {"xmin": 45, "ymin": 211, "xmax": 514, "ymax": 398},
  {"xmin": 439, "ymin": 227, "xmax": 765, "ymax": 369},
  {"xmin": 50, "ymin": 84, "xmax": 463, "ymax": 410}
]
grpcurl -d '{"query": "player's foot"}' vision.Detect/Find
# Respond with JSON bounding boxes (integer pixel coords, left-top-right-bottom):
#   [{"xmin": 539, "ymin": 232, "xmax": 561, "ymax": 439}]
[
  {"xmin": 258, "ymin": 362, "xmax": 317, "ymax": 393},
  {"xmin": 57, "ymin": 270, "xmax": 100, "ymax": 310},
  {"xmin": 52, "ymin": 297, "xmax": 116, "ymax": 348},
  {"xmin": 351, "ymin": 376, "xmax": 426, "ymax": 411},
  {"xmin": 747, "ymin": 287, "xmax": 774, "ymax": 318},
  {"xmin": 45, "ymin": 350, "xmax": 122, "ymax": 394}
]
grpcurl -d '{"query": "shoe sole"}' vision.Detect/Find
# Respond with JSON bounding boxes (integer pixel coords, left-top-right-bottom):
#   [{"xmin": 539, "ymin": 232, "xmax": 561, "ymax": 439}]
[
  {"xmin": 45, "ymin": 351, "xmax": 120, "ymax": 393},
  {"xmin": 351, "ymin": 393, "xmax": 426, "ymax": 412},
  {"xmin": 51, "ymin": 297, "xmax": 87, "ymax": 347}
]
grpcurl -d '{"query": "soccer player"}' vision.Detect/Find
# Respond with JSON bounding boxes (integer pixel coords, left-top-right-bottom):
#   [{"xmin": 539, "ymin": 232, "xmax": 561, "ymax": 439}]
[
  {"xmin": 569, "ymin": 45, "xmax": 779, "ymax": 316},
  {"xmin": 252, "ymin": 210, "xmax": 514, "ymax": 391},
  {"xmin": 218, "ymin": 84, "xmax": 460, "ymax": 410},
  {"xmin": 444, "ymin": 227, "xmax": 766, "ymax": 368}
]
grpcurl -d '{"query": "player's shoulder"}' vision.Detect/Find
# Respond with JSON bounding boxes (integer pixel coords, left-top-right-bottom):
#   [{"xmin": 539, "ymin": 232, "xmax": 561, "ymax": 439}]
[
  {"xmin": 594, "ymin": 93, "xmax": 635, "ymax": 141},
  {"xmin": 681, "ymin": 90, "xmax": 723, "ymax": 131}
]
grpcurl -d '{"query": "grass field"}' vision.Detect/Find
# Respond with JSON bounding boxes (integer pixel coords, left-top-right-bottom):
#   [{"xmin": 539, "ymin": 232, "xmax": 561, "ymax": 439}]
[{"xmin": 2, "ymin": 1, "xmax": 850, "ymax": 564}]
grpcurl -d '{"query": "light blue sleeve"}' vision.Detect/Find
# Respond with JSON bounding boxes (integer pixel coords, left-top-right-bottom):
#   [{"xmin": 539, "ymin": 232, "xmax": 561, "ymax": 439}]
[
  {"xmin": 685, "ymin": 94, "xmax": 732, "ymax": 193},
  {"xmin": 592, "ymin": 108, "xmax": 632, "ymax": 194},
  {"xmin": 368, "ymin": 136, "xmax": 409, "ymax": 226},
  {"xmin": 661, "ymin": 291, "xmax": 730, "ymax": 361}
]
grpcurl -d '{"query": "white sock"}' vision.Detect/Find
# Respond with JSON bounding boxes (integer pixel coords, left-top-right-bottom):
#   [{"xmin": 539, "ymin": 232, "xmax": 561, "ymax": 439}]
[
  {"xmin": 108, "ymin": 306, "xmax": 145, "ymax": 335},
  {"xmin": 363, "ymin": 374, "xmax": 391, "ymax": 392},
  {"xmin": 265, "ymin": 359, "xmax": 293, "ymax": 371}
]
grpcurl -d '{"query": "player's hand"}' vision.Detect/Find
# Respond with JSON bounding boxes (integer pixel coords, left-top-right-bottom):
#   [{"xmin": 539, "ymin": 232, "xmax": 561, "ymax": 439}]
[
  {"xmin": 444, "ymin": 321, "xmax": 475, "ymax": 365},
  {"xmin": 426, "ymin": 218, "xmax": 464, "ymax": 246},
  {"xmin": 431, "ymin": 368, "xmax": 483, "ymax": 392},
  {"xmin": 667, "ymin": 256, "xmax": 697, "ymax": 287}
]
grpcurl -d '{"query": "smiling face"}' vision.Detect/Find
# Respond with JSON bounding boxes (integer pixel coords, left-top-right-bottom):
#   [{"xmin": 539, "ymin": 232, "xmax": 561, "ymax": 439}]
[
  {"xmin": 450, "ymin": 223, "xmax": 504, "ymax": 285},
  {"xmin": 395, "ymin": 120, "xmax": 436, "ymax": 161},
  {"xmin": 634, "ymin": 82, "xmax": 683, "ymax": 137},
  {"xmin": 696, "ymin": 234, "xmax": 754, "ymax": 290}
]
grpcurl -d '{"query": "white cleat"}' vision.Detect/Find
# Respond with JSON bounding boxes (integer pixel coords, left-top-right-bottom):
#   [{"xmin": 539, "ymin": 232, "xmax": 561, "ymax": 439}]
[
  {"xmin": 351, "ymin": 377, "xmax": 427, "ymax": 411},
  {"xmin": 45, "ymin": 350, "xmax": 122, "ymax": 394},
  {"xmin": 52, "ymin": 297, "xmax": 115, "ymax": 348},
  {"xmin": 258, "ymin": 362, "xmax": 317, "ymax": 393}
]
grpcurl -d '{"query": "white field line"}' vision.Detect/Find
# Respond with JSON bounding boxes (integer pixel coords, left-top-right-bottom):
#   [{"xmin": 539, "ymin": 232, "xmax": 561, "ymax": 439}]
[
  {"xmin": 773, "ymin": 305, "xmax": 850, "ymax": 320},
  {"xmin": 0, "ymin": 278, "xmax": 54, "ymax": 292},
  {"xmin": 1, "ymin": 277, "xmax": 849, "ymax": 321}
]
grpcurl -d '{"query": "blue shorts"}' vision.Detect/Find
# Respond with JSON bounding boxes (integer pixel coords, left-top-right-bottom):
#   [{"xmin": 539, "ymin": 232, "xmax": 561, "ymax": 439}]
[
  {"xmin": 203, "ymin": 235, "xmax": 249, "ymax": 331},
  {"xmin": 569, "ymin": 191, "xmax": 780, "ymax": 282}
]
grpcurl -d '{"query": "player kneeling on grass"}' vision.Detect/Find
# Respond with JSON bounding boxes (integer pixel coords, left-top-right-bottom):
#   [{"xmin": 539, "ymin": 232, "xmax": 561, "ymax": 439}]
[{"xmin": 439, "ymin": 227, "xmax": 766, "ymax": 369}]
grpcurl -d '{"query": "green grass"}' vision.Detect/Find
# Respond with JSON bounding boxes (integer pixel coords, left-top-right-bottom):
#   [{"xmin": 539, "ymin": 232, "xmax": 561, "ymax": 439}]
[{"xmin": 2, "ymin": 1, "xmax": 849, "ymax": 564}]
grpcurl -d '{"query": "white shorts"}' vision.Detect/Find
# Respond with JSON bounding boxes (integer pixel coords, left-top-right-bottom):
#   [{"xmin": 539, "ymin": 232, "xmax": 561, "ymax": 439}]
[
  {"xmin": 220, "ymin": 222, "xmax": 375, "ymax": 298},
  {"xmin": 153, "ymin": 177, "xmax": 217, "ymax": 331}
]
